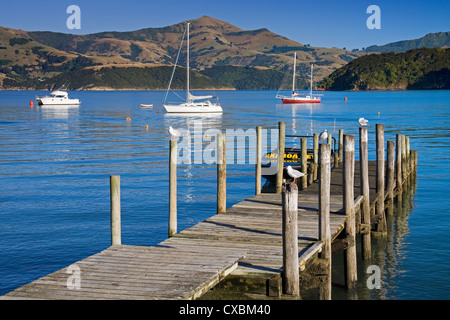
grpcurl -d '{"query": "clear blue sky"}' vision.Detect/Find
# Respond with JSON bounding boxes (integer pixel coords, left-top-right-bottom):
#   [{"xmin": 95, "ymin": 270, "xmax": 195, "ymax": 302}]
[{"xmin": 0, "ymin": 0, "xmax": 449, "ymax": 49}]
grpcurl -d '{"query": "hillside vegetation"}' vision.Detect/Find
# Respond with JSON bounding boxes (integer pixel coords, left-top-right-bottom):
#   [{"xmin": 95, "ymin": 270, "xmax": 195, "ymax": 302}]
[
  {"xmin": 365, "ymin": 31, "xmax": 450, "ymax": 53},
  {"xmin": 318, "ymin": 48, "xmax": 450, "ymax": 91},
  {"xmin": 0, "ymin": 16, "xmax": 361, "ymax": 90}
]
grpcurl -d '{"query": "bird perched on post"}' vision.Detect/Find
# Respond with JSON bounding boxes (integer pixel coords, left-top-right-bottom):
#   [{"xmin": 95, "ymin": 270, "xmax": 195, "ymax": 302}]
[
  {"xmin": 168, "ymin": 126, "xmax": 182, "ymax": 140},
  {"xmin": 319, "ymin": 130, "xmax": 328, "ymax": 141},
  {"xmin": 358, "ymin": 118, "xmax": 369, "ymax": 126},
  {"xmin": 286, "ymin": 165, "xmax": 306, "ymax": 183}
]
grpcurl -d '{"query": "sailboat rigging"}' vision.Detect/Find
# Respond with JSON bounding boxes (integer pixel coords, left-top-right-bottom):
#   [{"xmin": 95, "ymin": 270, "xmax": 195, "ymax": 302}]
[
  {"xmin": 163, "ymin": 22, "xmax": 223, "ymax": 113},
  {"xmin": 276, "ymin": 52, "xmax": 322, "ymax": 104}
]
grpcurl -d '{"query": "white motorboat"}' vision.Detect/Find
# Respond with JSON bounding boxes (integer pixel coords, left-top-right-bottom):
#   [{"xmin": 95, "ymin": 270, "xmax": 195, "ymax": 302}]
[
  {"xmin": 36, "ymin": 91, "xmax": 80, "ymax": 105},
  {"xmin": 163, "ymin": 22, "xmax": 222, "ymax": 113}
]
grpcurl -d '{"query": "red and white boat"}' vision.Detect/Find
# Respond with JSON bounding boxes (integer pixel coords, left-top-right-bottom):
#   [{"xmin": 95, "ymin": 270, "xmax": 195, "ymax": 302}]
[{"xmin": 276, "ymin": 52, "xmax": 322, "ymax": 104}]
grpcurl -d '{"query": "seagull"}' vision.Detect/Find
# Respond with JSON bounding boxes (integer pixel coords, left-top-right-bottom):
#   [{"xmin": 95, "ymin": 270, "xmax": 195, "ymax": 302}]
[
  {"xmin": 358, "ymin": 118, "xmax": 369, "ymax": 126},
  {"xmin": 168, "ymin": 126, "xmax": 182, "ymax": 140},
  {"xmin": 286, "ymin": 165, "xmax": 306, "ymax": 183},
  {"xmin": 319, "ymin": 130, "xmax": 328, "ymax": 141}
]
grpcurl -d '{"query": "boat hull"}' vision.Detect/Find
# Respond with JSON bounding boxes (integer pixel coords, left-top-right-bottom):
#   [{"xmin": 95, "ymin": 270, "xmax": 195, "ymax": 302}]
[
  {"xmin": 37, "ymin": 98, "xmax": 80, "ymax": 106},
  {"xmin": 163, "ymin": 103, "xmax": 223, "ymax": 113},
  {"xmin": 281, "ymin": 98, "xmax": 321, "ymax": 104}
]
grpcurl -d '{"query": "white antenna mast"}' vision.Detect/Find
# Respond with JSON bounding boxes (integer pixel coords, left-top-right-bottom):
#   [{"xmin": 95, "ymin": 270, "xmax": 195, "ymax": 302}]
[{"xmin": 186, "ymin": 22, "xmax": 190, "ymax": 103}]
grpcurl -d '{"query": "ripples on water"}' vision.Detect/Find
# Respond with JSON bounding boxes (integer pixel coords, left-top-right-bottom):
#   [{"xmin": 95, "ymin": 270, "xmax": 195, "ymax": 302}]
[{"xmin": 0, "ymin": 90, "xmax": 449, "ymax": 298}]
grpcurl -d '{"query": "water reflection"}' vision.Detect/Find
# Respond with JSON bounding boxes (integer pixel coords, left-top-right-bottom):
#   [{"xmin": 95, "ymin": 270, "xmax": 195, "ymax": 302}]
[
  {"xmin": 316, "ymin": 174, "xmax": 417, "ymax": 300},
  {"xmin": 39, "ymin": 105, "xmax": 79, "ymax": 119}
]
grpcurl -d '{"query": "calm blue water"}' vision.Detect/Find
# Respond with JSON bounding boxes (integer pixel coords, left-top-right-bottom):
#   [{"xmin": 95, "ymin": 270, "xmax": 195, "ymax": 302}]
[{"xmin": 0, "ymin": 90, "xmax": 449, "ymax": 299}]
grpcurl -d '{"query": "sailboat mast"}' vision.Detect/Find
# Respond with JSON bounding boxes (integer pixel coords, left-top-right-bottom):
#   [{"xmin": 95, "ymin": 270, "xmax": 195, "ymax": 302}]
[
  {"xmin": 292, "ymin": 52, "xmax": 296, "ymax": 94},
  {"xmin": 310, "ymin": 63, "xmax": 313, "ymax": 96},
  {"xmin": 186, "ymin": 22, "xmax": 190, "ymax": 103}
]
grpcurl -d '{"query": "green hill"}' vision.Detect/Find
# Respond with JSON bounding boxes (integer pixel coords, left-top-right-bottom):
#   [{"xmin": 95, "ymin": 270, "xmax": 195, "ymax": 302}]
[
  {"xmin": 365, "ymin": 31, "xmax": 450, "ymax": 53},
  {"xmin": 201, "ymin": 66, "xmax": 308, "ymax": 90},
  {"xmin": 318, "ymin": 48, "xmax": 450, "ymax": 91},
  {"xmin": 21, "ymin": 65, "xmax": 233, "ymax": 91}
]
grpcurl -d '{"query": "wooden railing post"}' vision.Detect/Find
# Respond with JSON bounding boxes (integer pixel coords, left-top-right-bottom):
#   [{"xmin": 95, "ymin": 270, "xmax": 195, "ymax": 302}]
[
  {"xmin": 313, "ymin": 133, "xmax": 319, "ymax": 181},
  {"xmin": 169, "ymin": 139, "xmax": 177, "ymax": 237},
  {"xmin": 255, "ymin": 126, "xmax": 262, "ymax": 195},
  {"xmin": 319, "ymin": 143, "xmax": 331, "ymax": 300},
  {"xmin": 276, "ymin": 122, "xmax": 286, "ymax": 194},
  {"xmin": 401, "ymin": 134, "xmax": 407, "ymax": 183},
  {"xmin": 338, "ymin": 129, "xmax": 344, "ymax": 164},
  {"xmin": 406, "ymin": 136, "xmax": 411, "ymax": 176},
  {"xmin": 386, "ymin": 141, "xmax": 396, "ymax": 216},
  {"xmin": 396, "ymin": 134, "xmax": 403, "ymax": 193},
  {"xmin": 359, "ymin": 127, "xmax": 371, "ymax": 259},
  {"xmin": 343, "ymin": 134, "xmax": 357, "ymax": 289},
  {"xmin": 110, "ymin": 175, "xmax": 121, "ymax": 246},
  {"xmin": 217, "ymin": 132, "xmax": 227, "ymax": 214},
  {"xmin": 301, "ymin": 138, "xmax": 307, "ymax": 190},
  {"xmin": 282, "ymin": 182, "xmax": 300, "ymax": 297},
  {"xmin": 376, "ymin": 124, "xmax": 387, "ymax": 234}
]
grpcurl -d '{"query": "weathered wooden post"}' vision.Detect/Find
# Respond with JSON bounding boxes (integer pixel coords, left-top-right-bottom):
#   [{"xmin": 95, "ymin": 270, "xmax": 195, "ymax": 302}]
[
  {"xmin": 110, "ymin": 175, "xmax": 121, "ymax": 246},
  {"xmin": 276, "ymin": 122, "xmax": 286, "ymax": 194},
  {"xmin": 406, "ymin": 136, "xmax": 411, "ymax": 176},
  {"xmin": 401, "ymin": 134, "xmax": 407, "ymax": 183},
  {"xmin": 301, "ymin": 138, "xmax": 308, "ymax": 190},
  {"xmin": 359, "ymin": 127, "xmax": 371, "ymax": 259},
  {"xmin": 376, "ymin": 124, "xmax": 387, "ymax": 234},
  {"xmin": 217, "ymin": 132, "xmax": 227, "ymax": 214},
  {"xmin": 343, "ymin": 134, "xmax": 357, "ymax": 289},
  {"xmin": 313, "ymin": 133, "xmax": 319, "ymax": 181},
  {"xmin": 411, "ymin": 150, "xmax": 418, "ymax": 174},
  {"xmin": 255, "ymin": 126, "xmax": 262, "ymax": 195},
  {"xmin": 386, "ymin": 141, "xmax": 396, "ymax": 216},
  {"xmin": 396, "ymin": 134, "xmax": 403, "ymax": 193},
  {"xmin": 319, "ymin": 143, "xmax": 331, "ymax": 300},
  {"xmin": 169, "ymin": 139, "xmax": 177, "ymax": 237},
  {"xmin": 338, "ymin": 129, "xmax": 344, "ymax": 164},
  {"xmin": 282, "ymin": 182, "xmax": 300, "ymax": 297}
]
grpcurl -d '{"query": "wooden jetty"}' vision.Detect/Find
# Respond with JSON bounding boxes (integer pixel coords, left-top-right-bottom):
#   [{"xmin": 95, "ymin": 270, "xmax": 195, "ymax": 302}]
[{"xmin": 1, "ymin": 123, "xmax": 417, "ymax": 300}]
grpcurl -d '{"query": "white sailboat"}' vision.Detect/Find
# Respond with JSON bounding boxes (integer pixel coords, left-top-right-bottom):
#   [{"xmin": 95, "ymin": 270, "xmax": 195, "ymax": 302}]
[
  {"xmin": 163, "ymin": 22, "xmax": 222, "ymax": 113},
  {"xmin": 276, "ymin": 52, "xmax": 322, "ymax": 104}
]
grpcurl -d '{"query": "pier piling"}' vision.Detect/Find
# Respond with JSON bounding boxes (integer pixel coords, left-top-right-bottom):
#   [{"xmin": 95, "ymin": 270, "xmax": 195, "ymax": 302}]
[
  {"xmin": 319, "ymin": 143, "xmax": 331, "ymax": 300},
  {"xmin": 255, "ymin": 126, "xmax": 262, "ymax": 195},
  {"xmin": 359, "ymin": 127, "xmax": 371, "ymax": 259},
  {"xmin": 386, "ymin": 141, "xmax": 396, "ymax": 216},
  {"xmin": 217, "ymin": 132, "xmax": 227, "ymax": 214},
  {"xmin": 301, "ymin": 137, "xmax": 308, "ymax": 189},
  {"xmin": 276, "ymin": 122, "xmax": 286, "ymax": 194},
  {"xmin": 169, "ymin": 139, "xmax": 177, "ymax": 237},
  {"xmin": 343, "ymin": 134, "xmax": 357, "ymax": 289},
  {"xmin": 281, "ymin": 182, "xmax": 300, "ymax": 297},
  {"xmin": 396, "ymin": 134, "xmax": 403, "ymax": 193},
  {"xmin": 313, "ymin": 133, "xmax": 319, "ymax": 181},
  {"xmin": 375, "ymin": 124, "xmax": 387, "ymax": 234},
  {"xmin": 110, "ymin": 175, "xmax": 121, "ymax": 246}
]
